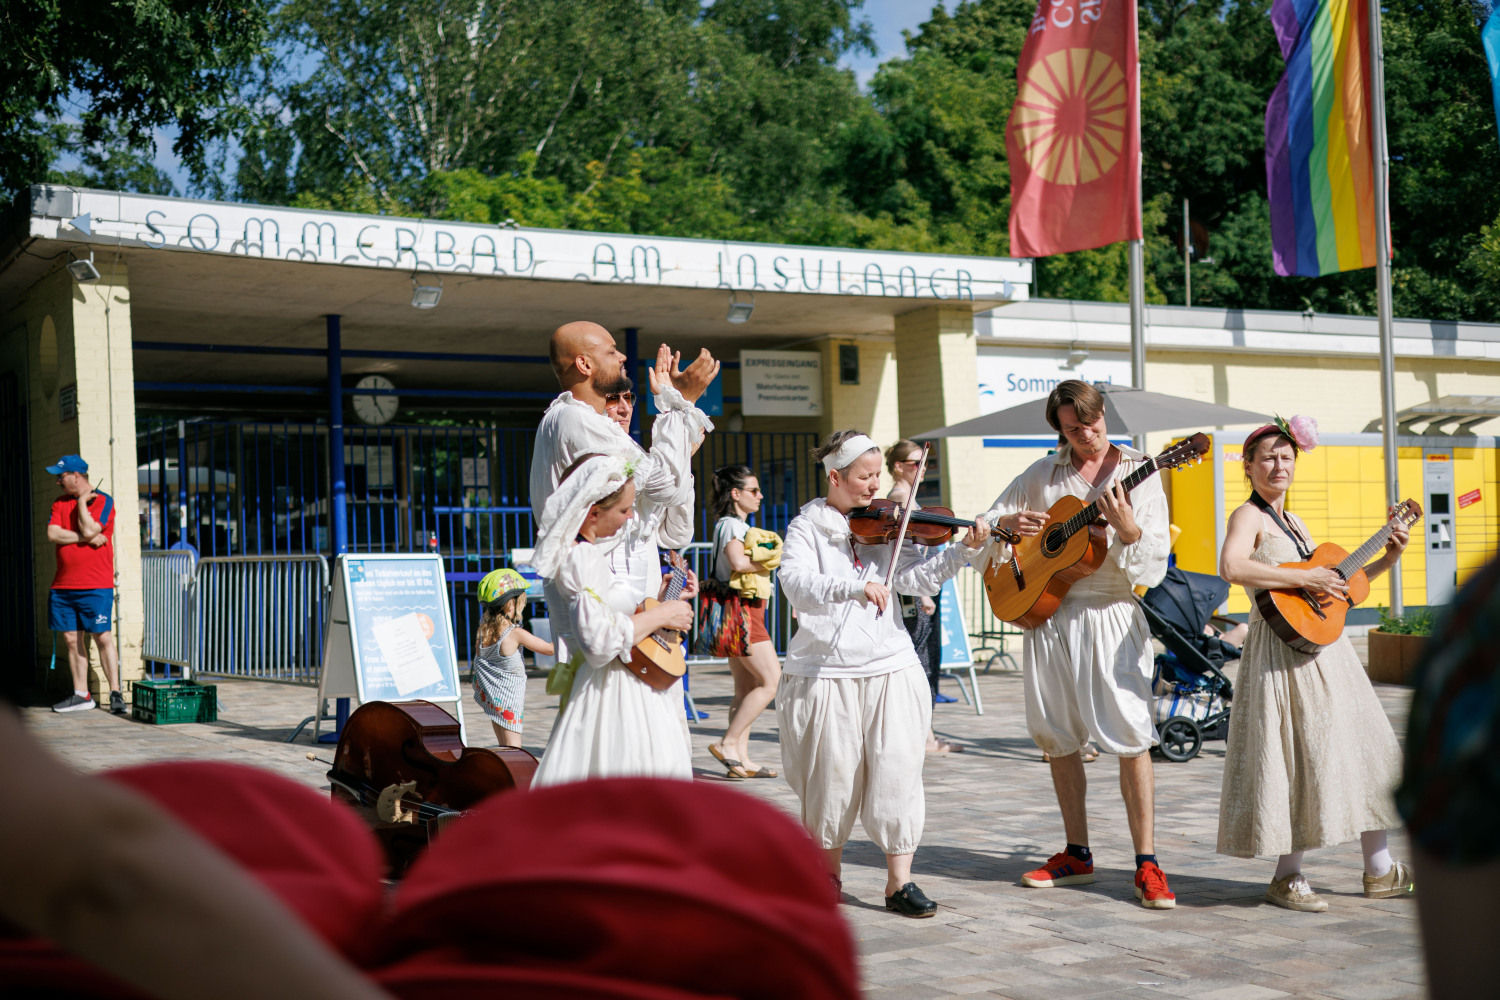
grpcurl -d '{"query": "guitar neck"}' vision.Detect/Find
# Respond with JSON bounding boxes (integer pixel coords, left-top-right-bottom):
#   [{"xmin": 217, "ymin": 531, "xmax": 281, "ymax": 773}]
[
  {"xmin": 1057, "ymin": 457, "xmax": 1159, "ymax": 541},
  {"xmin": 1337, "ymin": 521, "xmax": 1396, "ymax": 577},
  {"xmin": 662, "ymin": 567, "xmax": 687, "ymax": 602}
]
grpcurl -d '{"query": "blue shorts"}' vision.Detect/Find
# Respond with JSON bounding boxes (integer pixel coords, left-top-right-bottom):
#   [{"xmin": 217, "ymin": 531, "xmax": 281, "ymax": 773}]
[{"xmin": 49, "ymin": 588, "xmax": 113, "ymax": 633}]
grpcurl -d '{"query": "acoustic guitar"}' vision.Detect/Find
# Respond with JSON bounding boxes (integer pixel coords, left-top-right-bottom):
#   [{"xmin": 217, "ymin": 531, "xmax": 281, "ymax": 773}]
[
  {"xmin": 1256, "ymin": 498, "xmax": 1423, "ymax": 653},
  {"xmin": 984, "ymin": 434, "xmax": 1210, "ymax": 628},
  {"xmin": 630, "ymin": 550, "xmax": 690, "ymax": 691}
]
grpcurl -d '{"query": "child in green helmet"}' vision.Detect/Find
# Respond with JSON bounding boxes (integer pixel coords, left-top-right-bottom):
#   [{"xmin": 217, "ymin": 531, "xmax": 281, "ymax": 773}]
[{"xmin": 473, "ymin": 568, "xmax": 554, "ymax": 747}]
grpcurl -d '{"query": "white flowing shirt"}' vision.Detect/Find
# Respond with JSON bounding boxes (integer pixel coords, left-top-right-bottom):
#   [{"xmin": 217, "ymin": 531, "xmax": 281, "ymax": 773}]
[
  {"xmin": 980, "ymin": 442, "xmax": 1171, "ymax": 607},
  {"xmin": 529, "ymin": 385, "xmax": 710, "ymax": 597},
  {"xmin": 529, "ymin": 384, "xmax": 711, "ymax": 648},
  {"xmin": 778, "ymin": 498, "xmax": 977, "ymax": 679}
]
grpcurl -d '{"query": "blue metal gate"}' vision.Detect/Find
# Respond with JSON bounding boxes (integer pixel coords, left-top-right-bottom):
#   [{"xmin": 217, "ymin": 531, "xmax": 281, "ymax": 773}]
[{"xmin": 137, "ymin": 418, "xmax": 820, "ymax": 663}]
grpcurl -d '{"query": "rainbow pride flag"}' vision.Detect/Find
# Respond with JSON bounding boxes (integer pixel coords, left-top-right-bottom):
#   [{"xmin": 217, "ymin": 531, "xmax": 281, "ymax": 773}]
[{"xmin": 1265, "ymin": 0, "xmax": 1386, "ymax": 277}]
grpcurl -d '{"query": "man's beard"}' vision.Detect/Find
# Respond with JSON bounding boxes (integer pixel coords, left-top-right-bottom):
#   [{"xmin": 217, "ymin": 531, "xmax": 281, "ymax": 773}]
[{"xmin": 593, "ymin": 369, "xmax": 633, "ymax": 396}]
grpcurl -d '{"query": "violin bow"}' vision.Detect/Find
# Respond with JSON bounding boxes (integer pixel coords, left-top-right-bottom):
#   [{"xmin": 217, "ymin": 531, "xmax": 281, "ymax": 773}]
[{"xmin": 878, "ymin": 441, "xmax": 931, "ymax": 618}]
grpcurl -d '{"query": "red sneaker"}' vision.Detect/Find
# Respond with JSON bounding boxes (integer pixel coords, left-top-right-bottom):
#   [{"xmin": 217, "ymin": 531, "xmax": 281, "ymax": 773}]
[
  {"xmin": 1020, "ymin": 851, "xmax": 1095, "ymax": 887},
  {"xmin": 1135, "ymin": 861, "xmax": 1176, "ymax": 909}
]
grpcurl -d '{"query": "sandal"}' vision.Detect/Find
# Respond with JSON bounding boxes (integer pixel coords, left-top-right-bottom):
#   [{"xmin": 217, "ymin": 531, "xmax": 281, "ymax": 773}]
[
  {"xmin": 707, "ymin": 743, "xmax": 749, "ymax": 779},
  {"xmin": 742, "ymin": 765, "xmax": 778, "ymax": 778}
]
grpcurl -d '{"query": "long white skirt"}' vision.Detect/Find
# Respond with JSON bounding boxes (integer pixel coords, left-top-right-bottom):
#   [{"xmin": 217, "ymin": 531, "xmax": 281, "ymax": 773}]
[
  {"xmin": 777, "ymin": 666, "xmax": 931, "ymax": 856},
  {"xmin": 1023, "ymin": 599, "xmax": 1158, "ymax": 757},
  {"xmin": 532, "ymin": 658, "xmax": 693, "ymax": 787}
]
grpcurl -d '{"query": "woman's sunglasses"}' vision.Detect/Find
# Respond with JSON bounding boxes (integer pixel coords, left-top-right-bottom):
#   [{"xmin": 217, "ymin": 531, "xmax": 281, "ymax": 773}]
[{"xmin": 605, "ymin": 391, "xmax": 635, "ymax": 406}]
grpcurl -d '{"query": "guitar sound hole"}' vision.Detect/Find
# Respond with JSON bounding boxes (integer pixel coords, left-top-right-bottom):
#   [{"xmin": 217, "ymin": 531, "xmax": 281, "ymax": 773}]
[{"xmin": 1043, "ymin": 527, "xmax": 1066, "ymax": 556}]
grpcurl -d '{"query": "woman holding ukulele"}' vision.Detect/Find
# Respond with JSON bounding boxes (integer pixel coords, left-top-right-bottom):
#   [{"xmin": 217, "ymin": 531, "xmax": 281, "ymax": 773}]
[
  {"xmin": 530, "ymin": 454, "xmax": 697, "ymax": 787},
  {"xmin": 1217, "ymin": 417, "xmax": 1414, "ymax": 911}
]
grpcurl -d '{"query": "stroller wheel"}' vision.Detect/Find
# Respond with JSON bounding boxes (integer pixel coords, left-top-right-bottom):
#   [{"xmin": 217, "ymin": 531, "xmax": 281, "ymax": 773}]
[{"xmin": 1157, "ymin": 716, "xmax": 1203, "ymax": 762}]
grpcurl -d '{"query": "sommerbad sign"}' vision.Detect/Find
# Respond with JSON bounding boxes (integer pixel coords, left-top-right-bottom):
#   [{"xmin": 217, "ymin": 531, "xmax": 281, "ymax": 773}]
[{"xmin": 29, "ymin": 187, "xmax": 1032, "ymax": 301}]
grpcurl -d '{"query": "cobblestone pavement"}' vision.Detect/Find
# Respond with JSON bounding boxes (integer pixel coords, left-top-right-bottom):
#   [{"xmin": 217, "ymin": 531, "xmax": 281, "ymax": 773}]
[{"xmin": 25, "ymin": 638, "xmax": 1422, "ymax": 999}]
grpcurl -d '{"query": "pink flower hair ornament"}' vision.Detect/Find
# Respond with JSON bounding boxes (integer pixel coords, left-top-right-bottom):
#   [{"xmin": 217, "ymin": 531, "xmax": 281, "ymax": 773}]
[{"xmin": 1242, "ymin": 414, "xmax": 1318, "ymax": 457}]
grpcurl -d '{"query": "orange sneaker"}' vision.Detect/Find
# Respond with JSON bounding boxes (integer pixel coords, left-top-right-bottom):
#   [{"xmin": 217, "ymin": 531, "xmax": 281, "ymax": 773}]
[
  {"xmin": 1135, "ymin": 861, "xmax": 1176, "ymax": 909},
  {"xmin": 1020, "ymin": 851, "xmax": 1095, "ymax": 887}
]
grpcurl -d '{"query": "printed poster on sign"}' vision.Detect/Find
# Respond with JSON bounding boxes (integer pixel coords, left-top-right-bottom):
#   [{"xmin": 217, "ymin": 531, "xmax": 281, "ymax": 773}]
[
  {"xmin": 344, "ymin": 556, "xmax": 460, "ymax": 704},
  {"xmin": 739, "ymin": 350, "xmax": 823, "ymax": 416}
]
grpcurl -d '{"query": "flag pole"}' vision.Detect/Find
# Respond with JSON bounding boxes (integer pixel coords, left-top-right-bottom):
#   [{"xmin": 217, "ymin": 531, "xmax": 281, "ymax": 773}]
[
  {"xmin": 1369, "ymin": 0, "xmax": 1402, "ymax": 615},
  {"xmin": 1128, "ymin": 0, "xmax": 1146, "ymax": 453}
]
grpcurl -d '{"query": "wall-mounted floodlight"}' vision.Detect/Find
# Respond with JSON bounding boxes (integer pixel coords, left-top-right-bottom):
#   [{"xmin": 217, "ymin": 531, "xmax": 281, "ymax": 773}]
[
  {"xmin": 66, "ymin": 253, "xmax": 100, "ymax": 282},
  {"xmin": 1061, "ymin": 342, "xmax": 1089, "ymax": 370},
  {"xmin": 411, "ymin": 275, "xmax": 443, "ymax": 309},
  {"xmin": 726, "ymin": 292, "xmax": 754, "ymax": 324}
]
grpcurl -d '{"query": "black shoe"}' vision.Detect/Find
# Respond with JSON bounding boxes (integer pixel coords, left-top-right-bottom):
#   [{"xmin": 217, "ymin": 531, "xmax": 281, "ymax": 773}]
[
  {"xmin": 110, "ymin": 690, "xmax": 127, "ymax": 715},
  {"xmin": 884, "ymin": 882, "xmax": 937, "ymax": 918}
]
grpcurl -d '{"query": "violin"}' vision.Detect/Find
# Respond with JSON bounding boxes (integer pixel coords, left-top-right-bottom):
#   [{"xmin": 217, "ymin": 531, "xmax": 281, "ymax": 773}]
[
  {"xmin": 849, "ymin": 499, "xmax": 987, "ymax": 546},
  {"xmin": 328, "ymin": 700, "xmax": 537, "ymax": 877}
]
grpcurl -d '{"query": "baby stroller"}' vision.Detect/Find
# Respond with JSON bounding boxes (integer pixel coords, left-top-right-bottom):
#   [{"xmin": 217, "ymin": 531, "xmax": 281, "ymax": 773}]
[{"xmin": 1136, "ymin": 567, "xmax": 1240, "ymax": 762}]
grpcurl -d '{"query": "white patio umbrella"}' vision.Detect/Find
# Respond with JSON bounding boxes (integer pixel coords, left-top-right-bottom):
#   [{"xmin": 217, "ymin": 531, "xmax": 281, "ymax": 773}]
[{"xmin": 915, "ymin": 383, "xmax": 1271, "ymax": 438}]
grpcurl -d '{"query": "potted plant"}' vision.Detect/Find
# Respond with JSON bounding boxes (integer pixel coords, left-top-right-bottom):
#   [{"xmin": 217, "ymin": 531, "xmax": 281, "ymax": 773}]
[{"xmin": 1366, "ymin": 607, "xmax": 1434, "ymax": 685}]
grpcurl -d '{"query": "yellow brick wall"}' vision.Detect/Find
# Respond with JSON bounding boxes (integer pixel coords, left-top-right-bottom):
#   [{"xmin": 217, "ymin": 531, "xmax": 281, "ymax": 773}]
[
  {"xmin": 894, "ymin": 307, "xmax": 989, "ymax": 518},
  {"xmin": 9, "ymin": 262, "xmax": 142, "ymax": 695}
]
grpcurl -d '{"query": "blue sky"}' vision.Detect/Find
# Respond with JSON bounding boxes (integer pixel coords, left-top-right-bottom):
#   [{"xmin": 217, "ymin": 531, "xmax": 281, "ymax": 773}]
[
  {"xmin": 842, "ymin": 0, "xmax": 956, "ymax": 83},
  {"xmin": 59, "ymin": 0, "xmax": 954, "ymax": 196}
]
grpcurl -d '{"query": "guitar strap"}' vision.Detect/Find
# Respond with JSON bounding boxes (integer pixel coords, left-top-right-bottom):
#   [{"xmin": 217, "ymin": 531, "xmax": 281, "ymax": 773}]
[{"xmin": 1250, "ymin": 491, "xmax": 1313, "ymax": 561}]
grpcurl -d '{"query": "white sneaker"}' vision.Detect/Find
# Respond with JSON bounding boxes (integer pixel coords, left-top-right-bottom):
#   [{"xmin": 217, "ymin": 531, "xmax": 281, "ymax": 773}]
[{"xmin": 1266, "ymin": 872, "xmax": 1328, "ymax": 912}]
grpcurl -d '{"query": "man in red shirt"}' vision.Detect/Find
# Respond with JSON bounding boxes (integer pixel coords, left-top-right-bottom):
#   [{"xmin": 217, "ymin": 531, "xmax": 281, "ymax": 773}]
[{"xmin": 45, "ymin": 454, "xmax": 123, "ymax": 714}]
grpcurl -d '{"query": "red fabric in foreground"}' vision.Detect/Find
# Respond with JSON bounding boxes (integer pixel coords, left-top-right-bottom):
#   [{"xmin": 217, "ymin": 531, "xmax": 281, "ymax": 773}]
[
  {"xmin": 0, "ymin": 761, "xmax": 385, "ymax": 999},
  {"xmin": 376, "ymin": 777, "xmax": 859, "ymax": 1000},
  {"xmin": 104, "ymin": 761, "xmax": 386, "ymax": 960}
]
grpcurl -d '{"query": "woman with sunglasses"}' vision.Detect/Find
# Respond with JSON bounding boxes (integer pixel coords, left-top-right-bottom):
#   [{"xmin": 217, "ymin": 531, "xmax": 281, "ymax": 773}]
[
  {"xmin": 886, "ymin": 440, "xmax": 962, "ymax": 754},
  {"xmin": 704, "ymin": 465, "xmax": 781, "ymax": 779}
]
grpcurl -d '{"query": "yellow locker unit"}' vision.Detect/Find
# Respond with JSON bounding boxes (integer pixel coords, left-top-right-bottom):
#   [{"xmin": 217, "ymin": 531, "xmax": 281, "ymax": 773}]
[{"xmin": 1168, "ymin": 433, "xmax": 1499, "ymax": 616}]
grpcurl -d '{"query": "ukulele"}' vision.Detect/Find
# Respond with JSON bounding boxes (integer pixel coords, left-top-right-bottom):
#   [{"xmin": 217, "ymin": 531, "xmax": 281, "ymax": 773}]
[
  {"xmin": 630, "ymin": 550, "xmax": 690, "ymax": 691},
  {"xmin": 984, "ymin": 434, "xmax": 1210, "ymax": 628},
  {"xmin": 327, "ymin": 699, "xmax": 537, "ymax": 876},
  {"xmin": 1256, "ymin": 499, "xmax": 1423, "ymax": 653}
]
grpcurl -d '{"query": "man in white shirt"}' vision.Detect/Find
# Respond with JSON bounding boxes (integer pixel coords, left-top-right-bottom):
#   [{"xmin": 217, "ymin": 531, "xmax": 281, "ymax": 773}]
[
  {"xmin": 983, "ymin": 380, "xmax": 1177, "ymax": 910},
  {"xmin": 529, "ymin": 321, "xmax": 716, "ymax": 644}
]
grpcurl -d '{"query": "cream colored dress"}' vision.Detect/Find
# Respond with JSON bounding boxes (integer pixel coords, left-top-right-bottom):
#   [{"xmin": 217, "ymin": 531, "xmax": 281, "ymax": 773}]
[{"xmin": 1216, "ymin": 517, "xmax": 1402, "ymax": 857}]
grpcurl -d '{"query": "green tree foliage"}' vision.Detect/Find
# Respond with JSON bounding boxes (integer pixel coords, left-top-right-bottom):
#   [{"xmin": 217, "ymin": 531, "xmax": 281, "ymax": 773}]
[
  {"xmin": 1, "ymin": 0, "xmax": 269, "ymax": 194},
  {"xmin": 239, "ymin": 0, "xmax": 870, "ymax": 232},
  {"xmin": 224, "ymin": 0, "xmax": 1499, "ymax": 320}
]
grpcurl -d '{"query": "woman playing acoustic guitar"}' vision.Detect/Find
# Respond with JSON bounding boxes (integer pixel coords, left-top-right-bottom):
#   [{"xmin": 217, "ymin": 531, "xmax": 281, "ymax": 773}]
[
  {"xmin": 529, "ymin": 454, "xmax": 697, "ymax": 787},
  {"xmin": 1217, "ymin": 417, "xmax": 1414, "ymax": 911}
]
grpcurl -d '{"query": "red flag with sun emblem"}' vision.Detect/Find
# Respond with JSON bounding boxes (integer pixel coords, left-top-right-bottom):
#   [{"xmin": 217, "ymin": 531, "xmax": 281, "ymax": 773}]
[{"xmin": 1007, "ymin": 0, "xmax": 1141, "ymax": 257}]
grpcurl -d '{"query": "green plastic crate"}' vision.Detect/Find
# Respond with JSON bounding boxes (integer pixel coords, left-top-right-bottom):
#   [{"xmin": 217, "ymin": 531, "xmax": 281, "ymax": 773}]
[{"xmin": 131, "ymin": 679, "xmax": 217, "ymax": 725}]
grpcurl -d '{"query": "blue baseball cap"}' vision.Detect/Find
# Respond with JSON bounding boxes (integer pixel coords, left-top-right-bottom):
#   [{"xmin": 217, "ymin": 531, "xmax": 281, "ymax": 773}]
[{"xmin": 46, "ymin": 454, "xmax": 88, "ymax": 475}]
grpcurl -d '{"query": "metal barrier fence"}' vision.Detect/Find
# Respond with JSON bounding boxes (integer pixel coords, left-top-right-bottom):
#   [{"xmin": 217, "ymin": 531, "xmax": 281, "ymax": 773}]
[
  {"xmin": 193, "ymin": 556, "xmax": 330, "ymax": 682},
  {"xmin": 955, "ymin": 566, "xmax": 1022, "ymax": 670},
  {"xmin": 141, "ymin": 550, "xmax": 198, "ymax": 672}
]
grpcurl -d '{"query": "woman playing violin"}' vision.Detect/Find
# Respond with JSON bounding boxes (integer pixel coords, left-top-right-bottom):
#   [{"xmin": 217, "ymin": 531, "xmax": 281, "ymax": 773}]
[{"xmin": 776, "ymin": 429, "xmax": 989, "ymax": 918}]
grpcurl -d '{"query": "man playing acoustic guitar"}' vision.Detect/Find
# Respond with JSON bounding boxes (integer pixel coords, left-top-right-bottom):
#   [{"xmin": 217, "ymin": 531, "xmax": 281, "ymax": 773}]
[{"xmin": 982, "ymin": 380, "xmax": 1177, "ymax": 909}]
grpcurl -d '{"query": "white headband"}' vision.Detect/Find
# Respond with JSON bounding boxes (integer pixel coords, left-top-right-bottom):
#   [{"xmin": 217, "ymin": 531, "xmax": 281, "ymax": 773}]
[
  {"xmin": 821, "ymin": 434, "xmax": 880, "ymax": 473},
  {"xmin": 533, "ymin": 455, "xmax": 632, "ymax": 578}
]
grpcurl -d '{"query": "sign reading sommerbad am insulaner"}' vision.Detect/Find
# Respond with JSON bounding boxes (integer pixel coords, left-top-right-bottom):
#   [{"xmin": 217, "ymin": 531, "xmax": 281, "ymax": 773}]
[{"xmin": 29, "ymin": 187, "xmax": 1031, "ymax": 301}]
